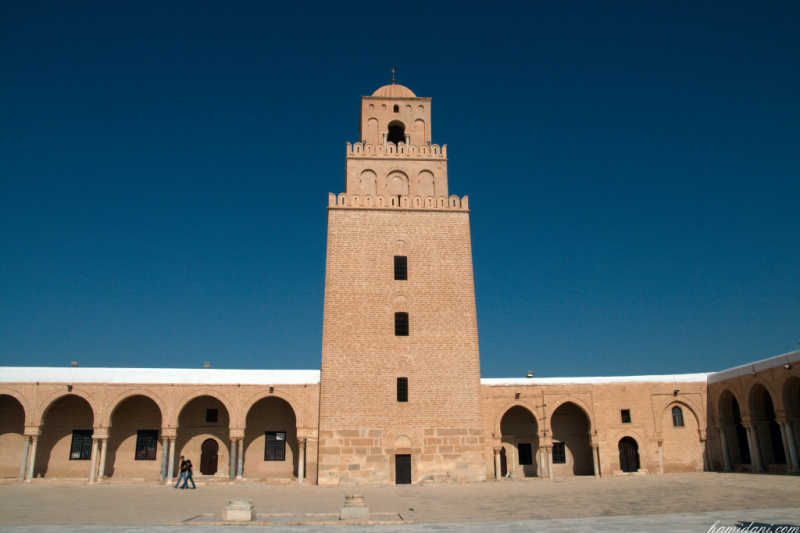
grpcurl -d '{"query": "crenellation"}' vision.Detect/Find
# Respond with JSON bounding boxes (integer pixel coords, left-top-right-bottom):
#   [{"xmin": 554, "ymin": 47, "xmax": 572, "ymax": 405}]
[
  {"xmin": 347, "ymin": 142, "xmax": 447, "ymax": 160},
  {"xmin": 328, "ymin": 192, "xmax": 469, "ymax": 211}
]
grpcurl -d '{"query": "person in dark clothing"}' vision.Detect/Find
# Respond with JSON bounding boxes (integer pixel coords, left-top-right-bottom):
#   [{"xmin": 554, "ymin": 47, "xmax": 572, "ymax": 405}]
[
  {"xmin": 174, "ymin": 455, "xmax": 187, "ymax": 488},
  {"xmin": 180, "ymin": 458, "xmax": 196, "ymax": 489}
]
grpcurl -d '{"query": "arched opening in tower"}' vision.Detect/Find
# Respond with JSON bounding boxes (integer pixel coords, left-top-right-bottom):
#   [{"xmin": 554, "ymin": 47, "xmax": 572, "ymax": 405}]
[{"xmin": 387, "ymin": 121, "xmax": 405, "ymax": 145}]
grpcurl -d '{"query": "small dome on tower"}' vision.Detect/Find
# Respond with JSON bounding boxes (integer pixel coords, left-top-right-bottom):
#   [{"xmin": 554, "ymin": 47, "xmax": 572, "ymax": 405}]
[{"xmin": 372, "ymin": 83, "xmax": 416, "ymax": 98}]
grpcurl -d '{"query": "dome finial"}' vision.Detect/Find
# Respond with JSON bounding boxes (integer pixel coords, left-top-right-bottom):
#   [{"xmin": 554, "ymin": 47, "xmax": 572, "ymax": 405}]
[{"xmin": 391, "ymin": 66, "xmax": 397, "ymax": 84}]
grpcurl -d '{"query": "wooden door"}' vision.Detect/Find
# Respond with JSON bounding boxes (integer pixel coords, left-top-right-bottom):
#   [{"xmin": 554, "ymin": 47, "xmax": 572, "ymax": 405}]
[
  {"xmin": 200, "ymin": 438, "xmax": 219, "ymax": 475},
  {"xmin": 618, "ymin": 437, "xmax": 640, "ymax": 473},
  {"xmin": 395, "ymin": 454, "xmax": 411, "ymax": 485}
]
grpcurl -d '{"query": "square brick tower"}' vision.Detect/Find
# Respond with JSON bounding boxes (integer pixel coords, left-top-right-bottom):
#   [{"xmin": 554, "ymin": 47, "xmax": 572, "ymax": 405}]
[{"xmin": 318, "ymin": 81, "xmax": 485, "ymax": 485}]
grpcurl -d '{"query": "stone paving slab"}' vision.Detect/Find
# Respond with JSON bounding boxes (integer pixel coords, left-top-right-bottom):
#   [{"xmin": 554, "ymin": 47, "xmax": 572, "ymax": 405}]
[
  {"xmin": 1, "ymin": 473, "xmax": 799, "ymax": 529},
  {"xmin": 1, "ymin": 508, "xmax": 800, "ymax": 532}
]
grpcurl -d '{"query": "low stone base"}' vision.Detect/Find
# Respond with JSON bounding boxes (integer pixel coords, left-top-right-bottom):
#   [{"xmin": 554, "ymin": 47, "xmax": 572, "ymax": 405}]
[
  {"xmin": 222, "ymin": 498, "xmax": 254, "ymax": 521},
  {"xmin": 340, "ymin": 494, "xmax": 369, "ymax": 520}
]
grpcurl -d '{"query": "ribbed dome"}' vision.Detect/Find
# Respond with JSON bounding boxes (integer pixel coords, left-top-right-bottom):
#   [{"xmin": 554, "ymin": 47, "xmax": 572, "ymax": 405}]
[{"xmin": 371, "ymin": 83, "xmax": 416, "ymax": 98}]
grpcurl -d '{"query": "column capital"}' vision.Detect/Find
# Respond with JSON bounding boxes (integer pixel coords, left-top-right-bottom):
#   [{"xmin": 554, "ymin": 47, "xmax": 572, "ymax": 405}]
[
  {"xmin": 229, "ymin": 428, "xmax": 245, "ymax": 439},
  {"xmin": 24, "ymin": 426, "xmax": 41, "ymax": 437},
  {"xmin": 92, "ymin": 429, "xmax": 109, "ymax": 440},
  {"xmin": 160, "ymin": 427, "xmax": 177, "ymax": 439},
  {"xmin": 298, "ymin": 437, "xmax": 307, "ymax": 445},
  {"xmin": 492, "ymin": 446, "xmax": 503, "ymax": 453},
  {"xmin": 698, "ymin": 428, "xmax": 707, "ymax": 441}
]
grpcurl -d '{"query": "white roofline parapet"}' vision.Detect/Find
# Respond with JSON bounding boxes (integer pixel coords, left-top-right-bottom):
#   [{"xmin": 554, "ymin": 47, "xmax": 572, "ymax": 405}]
[
  {"xmin": 707, "ymin": 349, "xmax": 800, "ymax": 384},
  {"xmin": 481, "ymin": 373, "xmax": 710, "ymax": 386},
  {"xmin": 0, "ymin": 367, "xmax": 321, "ymax": 385}
]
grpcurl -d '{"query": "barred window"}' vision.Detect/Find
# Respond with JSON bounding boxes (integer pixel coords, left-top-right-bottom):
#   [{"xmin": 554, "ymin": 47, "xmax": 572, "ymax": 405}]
[
  {"xmin": 265, "ymin": 431, "xmax": 286, "ymax": 461},
  {"xmin": 672, "ymin": 406, "xmax": 685, "ymax": 427},
  {"xmin": 395, "ymin": 312, "xmax": 409, "ymax": 336},
  {"xmin": 394, "ymin": 256, "xmax": 407, "ymax": 280},
  {"xmin": 397, "ymin": 377, "xmax": 408, "ymax": 402},
  {"xmin": 69, "ymin": 429, "xmax": 93, "ymax": 460},
  {"xmin": 552, "ymin": 442, "xmax": 566, "ymax": 464},
  {"xmin": 621, "ymin": 409, "xmax": 631, "ymax": 423},
  {"xmin": 135, "ymin": 430, "xmax": 159, "ymax": 460}
]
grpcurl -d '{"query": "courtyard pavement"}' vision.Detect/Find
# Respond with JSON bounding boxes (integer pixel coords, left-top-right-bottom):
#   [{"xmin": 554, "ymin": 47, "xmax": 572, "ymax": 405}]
[{"xmin": 0, "ymin": 473, "xmax": 798, "ymax": 531}]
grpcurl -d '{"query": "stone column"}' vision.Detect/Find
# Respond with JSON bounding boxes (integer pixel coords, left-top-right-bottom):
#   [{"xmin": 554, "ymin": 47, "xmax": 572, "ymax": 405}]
[
  {"xmin": 165, "ymin": 438, "xmax": 176, "ymax": 484},
  {"xmin": 536, "ymin": 448, "xmax": 543, "ymax": 477},
  {"xmin": 592, "ymin": 444, "xmax": 600, "ymax": 478},
  {"xmin": 745, "ymin": 425, "xmax": 763, "ymax": 472},
  {"xmin": 97, "ymin": 438, "xmax": 108, "ymax": 480},
  {"xmin": 298, "ymin": 437, "xmax": 306, "ymax": 485},
  {"xmin": 719, "ymin": 426, "xmax": 732, "ymax": 472},
  {"xmin": 493, "ymin": 446, "xmax": 502, "ymax": 480},
  {"xmin": 547, "ymin": 446, "xmax": 554, "ymax": 480},
  {"xmin": 18, "ymin": 436, "xmax": 30, "ymax": 480},
  {"xmin": 229, "ymin": 439, "xmax": 237, "ymax": 479},
  {"xmin": 657, "ymin": 440, "xmax": 664, "ymax": 475},
  {"xmin": 26, "ymin": 436, "xmax": 38, "ymax": 481},
  {"xmin": 160, "ymin": 438, "xmax": 168, "ymax": 481},
  {"xmin": 236, "ymin": 439, "xmax": 244, "ymax": 479},
  {"xmin": 782, "ymin": 421, "xmax": 799, "ymax": 473},
  {"xmin": 88, "ymin": 438, "xmax": 100, "ymax": 483}
]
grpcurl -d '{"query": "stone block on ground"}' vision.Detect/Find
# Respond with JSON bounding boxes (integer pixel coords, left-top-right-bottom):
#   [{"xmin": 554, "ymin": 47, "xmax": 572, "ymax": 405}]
[{"xmin": 222, "ymin": 498, "xmax": 254, "ymax": 521}]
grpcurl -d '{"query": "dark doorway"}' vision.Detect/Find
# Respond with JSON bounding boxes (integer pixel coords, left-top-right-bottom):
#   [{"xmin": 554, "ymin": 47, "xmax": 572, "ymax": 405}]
[
  {"xmin": 518, "ymin": 443, "xmax": 533, "ymax": 465},
  {"xmin": 499, "ymin": 447, "xmax": 508, "ymax": 477},
  {"xmin": 395, "ymin": 454, "xmax": 411, "ymax": 484},
  {"xmin": 618, "ymin": 437, "xmax": 640, "ymax": 473},
  {"xmin": 200, "ymin": 438, "xmax": 219, "ymax": 475}
]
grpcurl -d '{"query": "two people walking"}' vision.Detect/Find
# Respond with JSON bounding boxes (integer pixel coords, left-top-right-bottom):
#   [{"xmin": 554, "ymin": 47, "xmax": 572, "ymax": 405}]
[{"xmin": 174, "ymin": 455, "xmax": 196, "ymax": 489}]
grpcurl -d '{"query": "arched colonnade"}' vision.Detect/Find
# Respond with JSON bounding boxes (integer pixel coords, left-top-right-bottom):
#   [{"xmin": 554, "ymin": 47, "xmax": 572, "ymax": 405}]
[
  {"xmin": 0, "ymin": 387, "xmax": 312, "ymax": 484},
  {"xmin": 715, "ymin": 376, "xmax": 800, "ymax": 473}
]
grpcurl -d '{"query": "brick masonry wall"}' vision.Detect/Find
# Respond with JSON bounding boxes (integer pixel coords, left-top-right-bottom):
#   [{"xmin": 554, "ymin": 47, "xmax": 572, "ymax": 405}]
[{"xmin": 318, "ymin": 208, "xmax": 485, "ymax": 484}]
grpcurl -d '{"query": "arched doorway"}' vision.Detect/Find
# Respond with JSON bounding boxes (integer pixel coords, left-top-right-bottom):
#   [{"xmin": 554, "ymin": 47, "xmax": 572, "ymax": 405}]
[
  {"xmin": 176, "ymin": 396, "xmax": 230, "ymax": 478},
  {"xmin": 243, "ymin": 397, "xmax": 298, "ymax": 481},
  {"xmin": 36, "ymin": 395, "xmax": 94, "ymax": 478},
  {"xmin": 200, "ymin": 438, "xmax": 219, "ymax": 475},
  {"xmin": 106, "ymin": 395, "xmax": 162, "ymax": 479},
  {"xmin": 550, "ymin": 402, "xmax": 593, "ymax": 476},
  {"xmin": 0, "ymin": 395, "xmax": 26, "ymax": 478},
  {"xmin": 618, "ymin": 437, "xmax": 640, "ymax": 473},
  {"xmin": 749, "ymin": 384, "xmax": 786, "ymax": 468},
  {"xmin": 499, "ymin": 406, "xmax": 539, "ymax": 477},
  {"xmin": 719, "ymin": 390, "xmax": 750, "ymax": 468}
]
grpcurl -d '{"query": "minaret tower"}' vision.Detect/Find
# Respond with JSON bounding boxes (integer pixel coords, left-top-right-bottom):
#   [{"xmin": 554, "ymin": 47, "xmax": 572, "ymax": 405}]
[{"xmin": 318, "ymin": 80, "xmax": 485, "ymax": 485}]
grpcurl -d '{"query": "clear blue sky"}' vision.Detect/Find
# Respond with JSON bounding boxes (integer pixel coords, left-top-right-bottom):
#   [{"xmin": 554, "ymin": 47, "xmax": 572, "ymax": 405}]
[{"xmin": 2, "ymin": 2, "xmax": 798, "ymax": 377}]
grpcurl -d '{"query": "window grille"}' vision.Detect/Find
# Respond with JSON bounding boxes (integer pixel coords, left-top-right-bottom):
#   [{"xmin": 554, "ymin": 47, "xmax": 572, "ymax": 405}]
[
  {"xmin": 265, "ymin": 431, "xmax": 286, "ymax": 461},
  {"xmin": 672, "ymin": 406, "xmax": 684, "ymax": 427},
  {"xmin": 69, "ymin": 430, "xmax": 93, "ymax": 460},
  {"xmin": 135, "ymin": 430, "xmax": 159, "ymax": 460}
]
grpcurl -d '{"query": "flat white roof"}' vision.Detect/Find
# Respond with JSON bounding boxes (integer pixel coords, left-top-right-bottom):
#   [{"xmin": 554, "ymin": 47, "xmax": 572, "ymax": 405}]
[
  {"xmin": 707, "ymin": 349, "xmax": 800, "ymax": 384},
  {"xmin": 481, "ymin": 373, "xmax": 709, "ymax": 386},
  {"xmin": 0, "ymin": 367, "xmax": 320, "ymax": 385}
]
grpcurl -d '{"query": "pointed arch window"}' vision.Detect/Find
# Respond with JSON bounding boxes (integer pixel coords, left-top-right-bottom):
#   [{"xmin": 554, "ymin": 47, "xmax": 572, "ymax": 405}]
[{"xmin": 672, "ymin": 406, "xmax": 684, "ymax": 427}]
